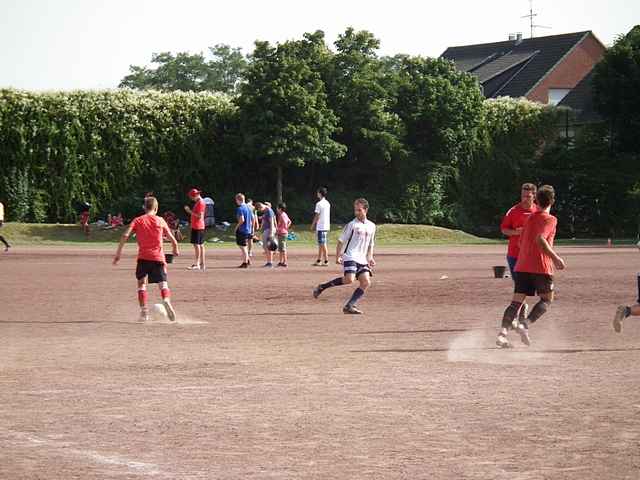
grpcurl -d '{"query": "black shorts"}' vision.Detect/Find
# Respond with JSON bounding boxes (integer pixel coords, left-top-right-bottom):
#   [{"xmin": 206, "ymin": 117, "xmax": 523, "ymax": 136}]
[
  {"xmin": 343, "ymin": 260, "xmax": 373, "ymax": 278},
  {"xmin": 136, "ymin": 260, "xmax": 167, "ymax": 284},
  {"xmin": 236, "ymin": 231, "xmax": 252, "ymax": 247},
  {"xmin": 514, "ymin": 272, "xmax": 554, "ymax": 296},
  {"xmin": 190, "ymin": 229, "xmax": 205, "ymax": 245}
]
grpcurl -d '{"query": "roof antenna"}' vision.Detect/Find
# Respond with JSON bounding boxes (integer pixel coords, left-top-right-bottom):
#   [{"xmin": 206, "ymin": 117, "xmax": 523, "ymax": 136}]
[{"xmin": 522, "ymin": 0, "xmax": 551, "ymax": 38}]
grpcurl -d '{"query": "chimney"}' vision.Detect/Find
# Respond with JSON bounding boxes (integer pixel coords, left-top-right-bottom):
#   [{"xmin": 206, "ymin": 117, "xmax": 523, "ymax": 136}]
[
  {"xmin": 516, "ymin": 32, "xmax": 523, "ymax": 44},
  {"xmin": 509, "ymin": 33, "xmax": 516, "ymax": 41}
]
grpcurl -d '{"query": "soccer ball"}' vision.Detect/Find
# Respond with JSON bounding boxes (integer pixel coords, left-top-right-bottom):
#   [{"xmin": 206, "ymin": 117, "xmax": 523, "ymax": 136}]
[{"xmin": 151, "ymin": 303, "xmax": 168, "ymax": 320}]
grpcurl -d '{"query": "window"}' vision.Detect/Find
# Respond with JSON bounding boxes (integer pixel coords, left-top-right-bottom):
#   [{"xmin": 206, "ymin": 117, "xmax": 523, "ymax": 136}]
[{"xmin": 548, "ymin": 88, "xmax": 571, "ymax": 105}]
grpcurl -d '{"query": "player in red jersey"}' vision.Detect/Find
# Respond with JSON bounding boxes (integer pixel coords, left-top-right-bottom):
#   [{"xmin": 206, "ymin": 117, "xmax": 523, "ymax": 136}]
[
  {"xmin": 496, "ymin": 185, "xmax": 566, "ymax": 348},
  {"xmin": 184, "ymin": 188, "xmax": 206, "ymax": 271},
  {"xmin": 500, "ymin": 183, "xmax": 538, "ymax": 325},
  {"xmin": 113, "ymin": 196, "xmax": 180, "ymax": 322}
]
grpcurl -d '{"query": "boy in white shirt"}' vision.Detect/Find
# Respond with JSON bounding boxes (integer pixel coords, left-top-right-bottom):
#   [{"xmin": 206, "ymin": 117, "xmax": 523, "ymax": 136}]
[
  {"xmin": 313, "ymin": 198, "xmax": 376, "ymax": 314},
  {"xmin": 311, "ymin": 187, "xmax": 331, "ymax": 266}
]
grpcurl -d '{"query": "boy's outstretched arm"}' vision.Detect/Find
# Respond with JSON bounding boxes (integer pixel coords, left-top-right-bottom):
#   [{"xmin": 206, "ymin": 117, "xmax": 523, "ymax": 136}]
[
  {"xmin": 163, "ymin": 224, "xmax": 180, "ymax": 256},
  {"xmin": 113, "ymin": 225, "xmax": 134, "ymax": 265}
]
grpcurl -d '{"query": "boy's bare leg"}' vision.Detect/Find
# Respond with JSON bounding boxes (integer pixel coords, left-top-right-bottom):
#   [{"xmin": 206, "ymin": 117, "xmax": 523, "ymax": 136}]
[
  {"xmin": 343, "ymin": 272, "xmax": 371, "ymax": 314},
  {"xmin": 614, "ymin": 303, "xmax": 640, "ymax": 333},
  {"xmin": 137, "ymin": 278, "xmax": 149, "ymax": 321}
]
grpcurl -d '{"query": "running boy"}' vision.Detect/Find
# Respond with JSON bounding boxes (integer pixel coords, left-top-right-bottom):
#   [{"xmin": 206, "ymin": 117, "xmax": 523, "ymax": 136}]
[
  {"xmin": 184, "ymin": 188, "xmax": 206, "ymax": 271},
  {"xmin": 496, "ymin": 185, "xmax": 566, "ymax": 348},
  {"xmin": 501, "ymin": 183, "xmax": 538, "ymax": 326},
  {"xmin": 113, "ymin": 196, "xmax": 179, "ymax": 322},
  {"xmin": 313, "ymin": 198, "xmax": 376, "ymax": 314},
  {"xmin": 612, "ymin": 242, "xmax": 640, "ymax": 332},
  {"xmin": 276, "ymin": 202, "xmax": 292, "ymax": 267}
]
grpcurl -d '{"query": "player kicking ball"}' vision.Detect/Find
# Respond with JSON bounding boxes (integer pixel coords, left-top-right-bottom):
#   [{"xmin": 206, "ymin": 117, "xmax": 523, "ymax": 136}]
[
  {"xmin": 113, "ymin": 196, "xmax": 180, "ymax": 322},
  {"xmin": 313, "ymin": 198, "xmax": 376, "ymax": 314},
  {"xmin": 612, "ymin": 242, "xmax": 640, "ymax": 332},
  {"xmin": 496, "ymin": 185, "xmax": 566, "ymax": 348}
]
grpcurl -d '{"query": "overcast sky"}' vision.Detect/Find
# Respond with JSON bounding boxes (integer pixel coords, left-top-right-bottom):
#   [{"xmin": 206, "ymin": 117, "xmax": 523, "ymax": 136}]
[{"xmin": 0, "ymin": 0, "xmax": 637, "ymax": 91}]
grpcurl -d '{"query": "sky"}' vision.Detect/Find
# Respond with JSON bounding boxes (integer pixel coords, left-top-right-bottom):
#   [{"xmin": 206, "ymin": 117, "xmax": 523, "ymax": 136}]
[{"xmin": 0, "ymin": 0, "xmax": 637, "ymax": 91}]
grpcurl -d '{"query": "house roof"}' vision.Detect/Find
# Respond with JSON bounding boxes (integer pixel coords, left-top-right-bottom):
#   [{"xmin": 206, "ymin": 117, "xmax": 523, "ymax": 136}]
[
  {"xmin": 557, "ymin": 68, "xmax": 602, "ymax": 124},
  {"xmin": 441, "ymin": 31, "xmax": 594, "ymax": 98}
]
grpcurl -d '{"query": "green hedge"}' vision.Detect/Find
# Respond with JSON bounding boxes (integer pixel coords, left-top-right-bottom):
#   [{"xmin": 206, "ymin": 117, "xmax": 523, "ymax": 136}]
[{"xmin": 0, "ymin": 89, "xmax": 236, "ymax": 222}]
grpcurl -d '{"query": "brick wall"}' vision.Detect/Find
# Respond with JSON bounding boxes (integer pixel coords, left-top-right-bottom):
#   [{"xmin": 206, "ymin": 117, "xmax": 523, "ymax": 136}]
[{"xmin": 527, "ymin": 33, "xmax": 605, "ymax": 103}]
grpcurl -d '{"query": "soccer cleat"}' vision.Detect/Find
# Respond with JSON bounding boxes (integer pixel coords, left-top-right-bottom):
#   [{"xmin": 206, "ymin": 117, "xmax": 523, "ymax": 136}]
[
  {"xmin": 322, "ymin": 260, "xmax": 329, "ymax": 267},
  {"xmin": 613, "ymin": 305, "xmax": 626, "ymax": 333},
  {"xmin": 496, "ymin": 334, "xmax": 512, "ymax": 349},
  {"xmin": 163, "ymin": 299, "xmax": 176, "ymax": 322},
  {"xmin": 263, "ymin": 262, "xmax": 273, "ymax": 268},
  {"xmin": 312, "ymin": 260, "xmax": 322, "ymax": 266},
  {"xmin": 187, "ymin": 264, "xmax": 201, "ymax": 271},
  {"xmin": 138, "ymin": 309, "xmax": 150, "ymax": 322},
  {"xmin": 514, "ymin": 303, "xmax": 529, "ymax": 329},
  {"xmin": 313, "ymin": 286, "xmax": 322, "ymax": 299},
  {"xmin": 516, "ymin": 323, "xmax": 530, "ymax": 346},
  {"xmin": 343, "ymin": 304, "xmax": 363, "ymax": 315},
  {"xmin": 238, "ymin": 262, "xmax": 249, "ymax": 268},
  {"xmin": 4, "ymin": 245, "xmax": 9, "ymax": 252}
]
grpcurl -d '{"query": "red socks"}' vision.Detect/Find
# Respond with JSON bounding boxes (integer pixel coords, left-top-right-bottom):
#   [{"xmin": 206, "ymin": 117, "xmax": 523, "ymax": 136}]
[{"xmin": 138, "ymin": 289, "xmax": 148, "ymax": 308}]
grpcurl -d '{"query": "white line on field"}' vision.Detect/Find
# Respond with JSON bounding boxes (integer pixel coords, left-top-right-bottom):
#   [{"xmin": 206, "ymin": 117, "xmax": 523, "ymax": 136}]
[
  {"xmin": 17, "ymin": 384, "xmax": 248, "ymax": 395},
  {"xmin": 0, "ymin": 428, "xmax": 165, "ymax": 476}
]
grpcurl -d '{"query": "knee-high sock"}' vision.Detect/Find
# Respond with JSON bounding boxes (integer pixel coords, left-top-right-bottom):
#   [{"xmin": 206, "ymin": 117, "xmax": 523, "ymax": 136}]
[
  {"xmin": 526, "ymin": 299, "xmax": 550, "ymax": 325},
  {"xmin": 159, "ymin": 281, "xmax": 171, "ymax": 300},
  {"xmin": 320, "ymin": 277, "xmax": 343, "ymax": 291},
  {"xmin": 346, "ymin": 288, "xmax": 365, "ymax": 307},
  {"xmin": 502, "ymin": 301, "xmax": 523, "ymax": 329},
  {"xmin": 0, "ymin": 235, "xmax": 8, "ymax": 248},
  {"xmin": 138, "ymin": 288, "xmax": 148, "ymax": 309}
]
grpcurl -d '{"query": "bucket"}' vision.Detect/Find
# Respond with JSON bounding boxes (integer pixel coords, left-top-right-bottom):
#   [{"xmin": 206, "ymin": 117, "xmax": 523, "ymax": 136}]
[
  {"xmin": 492, "ymin": 265, "xmax": 506, "ymax": 278},
  {"xmin": 165, "ymin": 253, "xmax": 174, "ymax": 264}
]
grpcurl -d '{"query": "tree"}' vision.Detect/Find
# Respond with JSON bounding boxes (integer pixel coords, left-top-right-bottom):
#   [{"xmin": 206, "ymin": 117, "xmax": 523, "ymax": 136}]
[
  {"xmin": 322, "ymin": 29, "xmax": 406, "ymax": 192},
  {"xmin": 592, "ymin": 26, "xmax": 640, "ymax": 154},
  {"xmin": 119, "ymin": 44, "xmax": 247, "ymax": 93},
  {"xmin": 236, "ymin": 32, "xmax": 345, "ymax": 203},
  {"xmin": 391, "ymin": 56, "xmax": 485, "ymax": 224}
]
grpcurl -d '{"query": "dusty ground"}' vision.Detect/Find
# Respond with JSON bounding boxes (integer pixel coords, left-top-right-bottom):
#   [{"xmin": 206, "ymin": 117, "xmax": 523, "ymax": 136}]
[{"xmin": 1, "ymin": 245, "xmax": 639, "ymax": 479}]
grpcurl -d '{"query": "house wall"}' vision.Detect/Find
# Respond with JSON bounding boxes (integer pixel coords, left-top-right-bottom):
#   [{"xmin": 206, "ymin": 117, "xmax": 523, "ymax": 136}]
[{"xmin": 527, "ymin": 33, "xmax": 605, "ymax": 103}]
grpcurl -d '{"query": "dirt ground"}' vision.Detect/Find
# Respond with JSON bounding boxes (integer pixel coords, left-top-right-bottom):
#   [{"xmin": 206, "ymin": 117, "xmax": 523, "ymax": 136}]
[{"xmin": 1, "ymin": 244, "xmax": 639, "ymax": 479}]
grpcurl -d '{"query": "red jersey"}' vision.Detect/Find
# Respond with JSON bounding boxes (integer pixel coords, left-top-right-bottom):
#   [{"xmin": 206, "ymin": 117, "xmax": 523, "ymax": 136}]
[
  {"xmin": 130, "ymin": 214, "xmax": 168, "ymax": 263},
  {"xmin": 191, "ymin": 199, "xmax": 205, "ymax": 230},
  {"xmin": 501, "ymin": 203, "xmax": 537, "ymax": 258},
  {"xmin": 514, "ymin": 210, "xmax": 557, "ymax": 275}
]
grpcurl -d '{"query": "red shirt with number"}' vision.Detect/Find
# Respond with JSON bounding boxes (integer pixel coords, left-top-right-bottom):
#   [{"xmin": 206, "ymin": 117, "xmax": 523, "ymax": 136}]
[
  {"xmin": 191, "ymin": 199, "xmax": 205, "ymax": 230},
  {"xmin": 130, "ymin": 214, "xmax": 168, "ymax": 263},
  {"xmin": 500, "ymin": 203, "xmax": 537, "ymax": 258},
  {"xmin": 514, "ymin": 210, "xmax": 557, "ymax": 275}
]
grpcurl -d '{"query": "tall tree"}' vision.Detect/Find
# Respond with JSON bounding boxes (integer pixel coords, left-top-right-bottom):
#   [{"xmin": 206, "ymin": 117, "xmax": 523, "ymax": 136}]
[
  {"xmin": 322, "ymin": 29, "xmax": 405, "ymax": 190},
  {"xmin": 391, "ymin": 56, "xmax": 485, "ymax": 224},
  {"xmin": 593, "ymin": 25, "xmax": 640, "ymax": 154},
  {"xmin": 236, "ymin": 32, "xmax": 345, "ymax": 203},
  {"xmin": 120, "ymin": 44, "xmax": 247, "ymax": 93}
]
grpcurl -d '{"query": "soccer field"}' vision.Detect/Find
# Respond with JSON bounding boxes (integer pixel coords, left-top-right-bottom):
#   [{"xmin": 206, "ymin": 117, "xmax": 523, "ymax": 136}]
[{"xmin": 1, "ymin": 245, "xmax": 639, "ymax": 479}]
